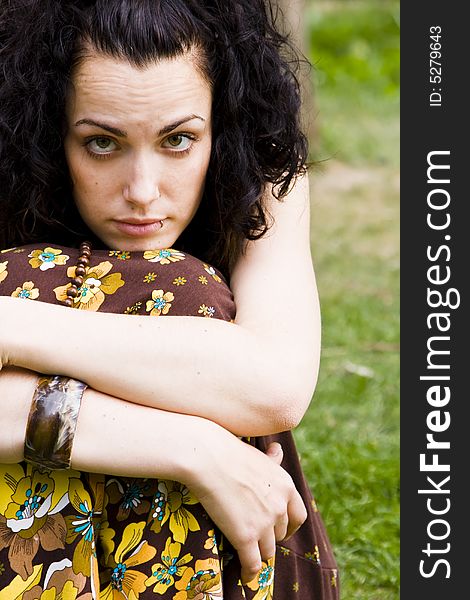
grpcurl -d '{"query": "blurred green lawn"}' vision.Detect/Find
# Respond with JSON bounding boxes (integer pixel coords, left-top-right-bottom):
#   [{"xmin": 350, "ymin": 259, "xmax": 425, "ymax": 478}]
[
  {"xmin": 294, "ymin": 2, "xmax": 400, "ymax": 599},
  {"xmin": 306, "ymin": 0, "xmax": 399, "ymax": 166}
]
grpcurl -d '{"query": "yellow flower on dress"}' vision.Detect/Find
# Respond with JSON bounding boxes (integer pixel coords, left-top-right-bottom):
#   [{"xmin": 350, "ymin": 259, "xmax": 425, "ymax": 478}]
[
  {"xmin": 109, "ymin": 250, "xmax": 131, "ymax": 260},
  {"xmin": 0, "ymin": 260, "xmax": 8, "ymax": 283},
  {"xmin": 0, "ymin": 564, "xmax": 43, "ymax": 599},
  {"xmin": 198, "ymin": 304, "xmax": 215, "ymax": 318},
  {"xmin": 28, "ymin": 247, "xmax": 70, "ymax": 271},
  {"xmin": 64, "ymin": 476, "xmax": 109, "ymax": 577},
  {"xmin": 100, "ymin": 522, "xmax": 156, "ymax": 600},
  {"xmin": 143, "ymin": 272, "xmax": 157, "ymax": 283},
  {"xmin": 0, "ymin": 464, "xmax": 74, "ymax": 580},
  {"xmin": 20, "ymin": 562, "xmax": 91, "ymax": 600},
  {"xmin": 105, "ymin": 478, "xmax": 158, "ymax": 523},
  {"xmin": 146, "ymin": 290, "xmax": 174, "ymax": 317},
  {"xmin": 305, "ymin": 546, "xmax": 320, "ymax": 562},
  {"xmin": 23, "ymin": 581, "xmax": 86, "ymax": 599},
  {"xmin": 173, "ymin": 557, "xmax": 223, "ymax": 599},
  {"xmin": 145, "ymin": 536, "xmax": 193, "ymax": 595},
  {"xmin": 53, "ymin": 262, "xmax": 124, "ymax": 311},
  {"xmin": 148, "ymin": 481, "xmax": 200, "ymax": 544},
  {"xmin": 292, "ymin": 582, "xmax": 299, "ymax": 592},
  {"xmin": 0, "ymin": 247, "xmax": 24, "ymax": 254},
  {"xmin": 11, "ymin": 281, "xmax": 39, "ymax": 300},
  {"xmin": 198, "ymin": 275, "xmax": 208, "ymax": 285},
  {"xmin": 203, "ymin": 264, "xmax": 222, "ymax": 283},
  {"xmin": 143, "ymin": 248, "xmax": 186, "ymax": 265},
  {"xmin": 204, "ymin": 529, "xmax": 219, "ymax": 554},
  {"xmin": 124, "ymin": 302, "xmax": 143, "ymax": 315},
  {"xmin": 331, "ymin": 569, "xmax": 338, "ymax": 588},
  {"xmin": 173, "ymin": 276, "xmax": 187, "ymax": 286},
  {"xmin": 245, "ymin": 559, "xmax": 275, "ymax": 600}
]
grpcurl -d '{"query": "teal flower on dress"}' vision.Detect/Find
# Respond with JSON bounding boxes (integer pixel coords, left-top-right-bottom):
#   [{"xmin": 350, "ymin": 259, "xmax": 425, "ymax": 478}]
[
  {"xmin": 145, "ymin": 536, "xmax": 192, "ymax": 595},
  {"xmin": 11, "ymin": 281, "xmax": 39, "ymax": 300},
  {"xmin": 146, "ymin": 290, "xmax": 174, "ymax": 316},
  {"xmin": 246, "ymin": 559, "xmax": 275, "ymax": 600},
  {"xmin": 106, "ymin": 478, "xmax": 157, "ymax": 522},
  {"xmin": 28, "ymin": 247, "xmax": 70, "ymax": 271},
  {"xmin": 143, "ymin": 248, "xmax": 186, "ymax": 265},
  {"xmin": 100, "ymin": 522, "xmax": 156, "ymax": 600}
]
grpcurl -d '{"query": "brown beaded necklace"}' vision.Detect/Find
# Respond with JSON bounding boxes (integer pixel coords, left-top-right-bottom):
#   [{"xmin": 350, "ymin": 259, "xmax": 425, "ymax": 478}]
[{"xmin": 62, "ymin": 241, "xmax": 92, "ymax": 307}]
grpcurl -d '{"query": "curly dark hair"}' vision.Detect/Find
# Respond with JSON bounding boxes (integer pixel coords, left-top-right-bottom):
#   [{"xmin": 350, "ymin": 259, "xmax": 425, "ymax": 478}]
[{"xmin": 0, "ymin": 0, "xmax": 308, "ymax": 273}]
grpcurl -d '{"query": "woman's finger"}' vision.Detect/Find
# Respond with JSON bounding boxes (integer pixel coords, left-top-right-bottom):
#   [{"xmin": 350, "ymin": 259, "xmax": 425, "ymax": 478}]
[
  {"xmin": 237, "ymin": 544, "xmax": 263, "ymax": 585},
  {"xmin": 274, "ymin": 511, "xmax": 289, "ymax": 542},
  {"xmin": 258, "ymin": 531, "xmax": 277, "ymax": 563},
  {"xmin": 265, "ymin": 441, "xmax": 283, "ymax": 465},
  {"xmin": 285, "ymin": 493, "xmax": 308, "ymax": 539}
]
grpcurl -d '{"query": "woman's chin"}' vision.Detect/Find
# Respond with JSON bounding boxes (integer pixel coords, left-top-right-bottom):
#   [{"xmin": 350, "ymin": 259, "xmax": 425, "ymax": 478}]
[{"xmin": 99, "ymin": 226, "xmax": 180, "ymax": 252}]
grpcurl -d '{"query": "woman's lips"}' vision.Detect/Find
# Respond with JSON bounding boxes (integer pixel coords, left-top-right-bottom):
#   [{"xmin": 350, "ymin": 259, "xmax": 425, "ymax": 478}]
[{"xmin": 114, "ymin": 219, "xmax": 164, "ymax": 237}]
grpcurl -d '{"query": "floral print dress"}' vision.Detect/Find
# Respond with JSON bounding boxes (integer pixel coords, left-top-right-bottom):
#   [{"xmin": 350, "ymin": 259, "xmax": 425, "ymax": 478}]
[{"xmin": 0, "ymin": 244, "xmax": 339, "ymax": 600}]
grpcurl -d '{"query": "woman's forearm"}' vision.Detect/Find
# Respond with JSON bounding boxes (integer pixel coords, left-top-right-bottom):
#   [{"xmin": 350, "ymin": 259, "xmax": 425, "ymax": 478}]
[
  {"xmin": 4, "ymin": 299, "xmax": 318, "ymax": 439},
  {"xmin": 0, "ymin": 365, "xmax": 274, "ymax": 485},
  {"xmin": 0, "ymin": 366, "xmax": 308, "ymax": 581},
  {"xmin": 3, "ymin": 298, "xmax": 315, "ymax": 436},
  {"xmin": 1, "ymin": 365, "xmax": 211, "ymax": 481}
]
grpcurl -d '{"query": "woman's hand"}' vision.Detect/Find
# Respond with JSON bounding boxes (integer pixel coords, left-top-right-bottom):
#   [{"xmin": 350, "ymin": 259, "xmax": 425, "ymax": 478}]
[{"xmin": 183, "ymin": 428, "xmax": 307, "ymax": 584}]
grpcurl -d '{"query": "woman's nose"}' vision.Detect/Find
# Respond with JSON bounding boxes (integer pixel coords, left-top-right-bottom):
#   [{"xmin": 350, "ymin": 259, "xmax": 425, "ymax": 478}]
[{"xmin": 122, "ymin": 154, "xmax": 160, "ymax": 208}]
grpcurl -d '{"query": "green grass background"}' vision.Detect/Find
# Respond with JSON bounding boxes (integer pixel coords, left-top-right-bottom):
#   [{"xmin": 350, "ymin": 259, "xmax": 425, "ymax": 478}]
[{"xmin": 294, "ymin": 1, "xmax": 400, "ymax": 598}]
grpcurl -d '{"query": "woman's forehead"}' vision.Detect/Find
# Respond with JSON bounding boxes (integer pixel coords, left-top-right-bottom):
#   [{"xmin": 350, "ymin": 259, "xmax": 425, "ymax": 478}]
[{"xmin": 67, "ymin": 50, "xmax": 212, "ymax": 129}]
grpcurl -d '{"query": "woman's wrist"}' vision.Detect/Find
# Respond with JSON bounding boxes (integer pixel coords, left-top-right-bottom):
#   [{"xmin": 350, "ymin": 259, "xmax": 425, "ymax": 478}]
[
  {"xmin": 71, "ymin": 386, "xmax": 226, "ymax": 482},
  {"xmin": 0, "ymin": 367, "xmax": 38, "ymax": 463},
  {"xmin": 1, "ymin": 297, "xmax": 62, "ymax": 371},
  {"xmin": 0, "ymin": 297, "xmax": 15, "ymax": 369},
  {"xmin": 1, "ymin": 297, "xmax": 44, "ymax": 370},
  {"xmin": 175, "ymin": 416, "xmax": 233, "ymax": 489}
]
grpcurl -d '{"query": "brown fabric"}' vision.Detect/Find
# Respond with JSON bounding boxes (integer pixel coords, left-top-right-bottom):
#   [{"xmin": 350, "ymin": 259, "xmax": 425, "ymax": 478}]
[
  {"xmin": 0, "ymin": 243, "xmax": 339, "ymax": 599},
  {"xmin": 0, "ymin": 245, "xmax": 234, "ymax": 319}
]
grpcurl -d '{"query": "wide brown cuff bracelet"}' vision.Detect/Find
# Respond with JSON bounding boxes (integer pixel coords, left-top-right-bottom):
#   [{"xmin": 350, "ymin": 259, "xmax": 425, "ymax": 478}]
[{"xmin": 24, "ymin": 376, "xmax": 87, "ymax": 470}]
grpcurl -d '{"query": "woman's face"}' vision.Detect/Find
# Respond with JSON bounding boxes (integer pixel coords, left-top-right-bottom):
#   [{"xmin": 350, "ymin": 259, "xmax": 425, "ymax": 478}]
[{"xmin": 64, "ymin": 49, "xmax": 212, "ymax": 251}]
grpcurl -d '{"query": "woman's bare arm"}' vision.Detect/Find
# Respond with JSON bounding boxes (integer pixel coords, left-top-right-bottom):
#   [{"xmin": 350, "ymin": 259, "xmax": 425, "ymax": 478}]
[
  {"xmin": 0, "ymin": 366, "xmax": 306, "ymax": 583},
  {"xmin": 1, "ymin": 176, "xmax": 320, "ymax": 436}
]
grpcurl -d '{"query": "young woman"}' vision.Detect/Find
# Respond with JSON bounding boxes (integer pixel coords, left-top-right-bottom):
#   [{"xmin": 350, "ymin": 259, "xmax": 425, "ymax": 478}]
[{"xmin": 0, "ymin": 1, "xmax": 337, "ymax": 598}]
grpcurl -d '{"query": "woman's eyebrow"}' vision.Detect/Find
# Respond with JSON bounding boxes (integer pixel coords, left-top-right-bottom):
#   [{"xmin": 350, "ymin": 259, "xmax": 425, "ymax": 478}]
[
  {"xmin": 158, "ymin": 115, "xmax": 206, "ymax": 136},
  {"xmin": 74, "ymin": 115, "xmax": 206, "ymax": 138},
  {"xmin": 75, "ymin": 119, "xmax": 127, "ymax": 137}
]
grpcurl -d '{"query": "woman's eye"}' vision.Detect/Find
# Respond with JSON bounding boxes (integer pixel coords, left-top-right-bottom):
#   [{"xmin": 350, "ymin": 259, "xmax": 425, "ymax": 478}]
[
  {"xmin": 86, "ymin": 137, "xmax": 117, "ymax": 154},
  {"xmin": 163, "ymin": 134, "xmax": 193, "ymax": 151}
]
